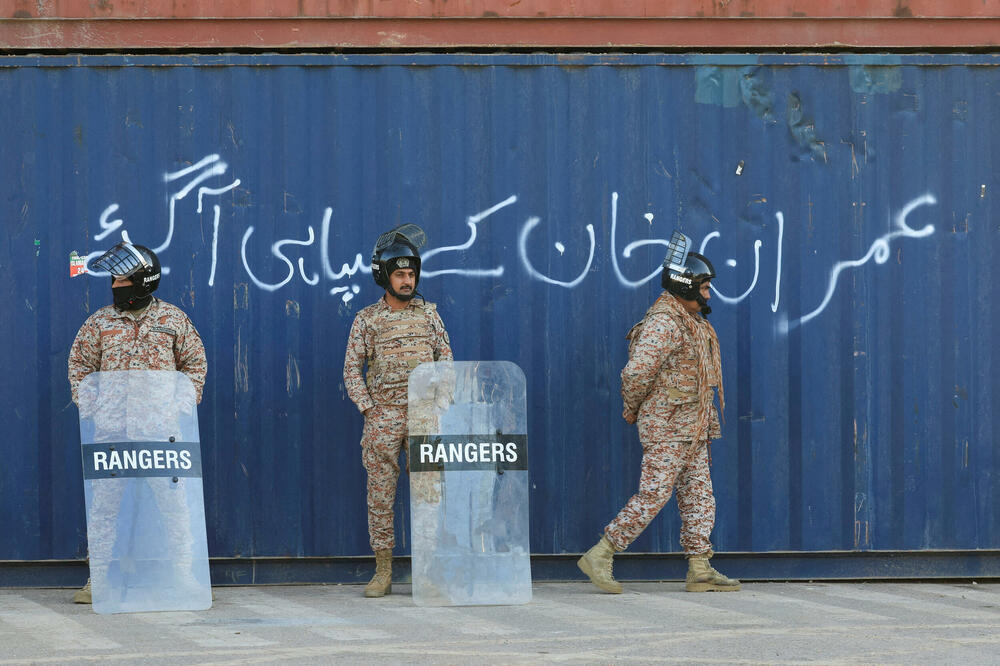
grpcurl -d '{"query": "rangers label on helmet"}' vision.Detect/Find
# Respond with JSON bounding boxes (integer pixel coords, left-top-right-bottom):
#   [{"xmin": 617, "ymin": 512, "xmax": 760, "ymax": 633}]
[
  {"xmin": 670, "ymin": 274, "xmax": 693, "ymax": 285},
  {"xmin": 143, "ymin": 273, "xmax": 160, "ymax": 284}
]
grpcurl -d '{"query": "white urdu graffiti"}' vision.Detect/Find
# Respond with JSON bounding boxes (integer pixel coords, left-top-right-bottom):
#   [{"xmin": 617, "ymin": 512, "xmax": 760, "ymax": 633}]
[
  {"xmin": 421, "ymin": 195, "xmax": 514, "ymax": 279},
  {"xmin": 83, "ymin": 156, "xmax": 937, "ymax": 332},
  {"xmin": 518, "ymin": 216, "xmax": 596, "ymax": 288},
  {"xmin": 778, "ymin": 193, "xmax": 937, "ymax": 334}
]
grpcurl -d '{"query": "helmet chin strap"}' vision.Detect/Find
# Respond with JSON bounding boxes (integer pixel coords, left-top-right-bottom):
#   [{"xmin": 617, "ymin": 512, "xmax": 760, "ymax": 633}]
[{"xmin": 695, "ymin": 294, "xmax": 712, "ymax": 316}]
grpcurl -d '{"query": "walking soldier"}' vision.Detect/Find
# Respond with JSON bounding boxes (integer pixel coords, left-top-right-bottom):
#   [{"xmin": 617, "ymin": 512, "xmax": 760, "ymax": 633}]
[{"xmin": 579, "ymin": 231, "xmax": 740, "ymax": 594}]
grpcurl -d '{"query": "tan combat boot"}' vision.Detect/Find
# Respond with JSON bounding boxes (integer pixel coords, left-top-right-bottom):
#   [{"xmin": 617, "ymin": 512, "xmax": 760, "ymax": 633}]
[
  {"xmin": 577, "ymin": 535, "xmax": 623, "ymax": 594},
  {"xmin": 686, "ymin": 556, "xmax": 741, "ymax": 592},
  {"xmin": 73, "ymin": 578, "xmax": 92, "ymax": 604},
  {"xmin": 364, "ymin": 549, "xmax": 393, "ymax": 598}
]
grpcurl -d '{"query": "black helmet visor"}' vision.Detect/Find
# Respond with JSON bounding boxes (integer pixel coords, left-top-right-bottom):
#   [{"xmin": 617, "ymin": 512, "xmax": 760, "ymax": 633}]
[
  {"xmin": 89, "ymin": 242, "xmax": 151, "ymax": 278},
  {"xmin": 379, "ymin": 242, "xmax": 419, "ymax": 264},
  {"xmin": 684, "ymin": 252, "xmax": 716, "ymax": 281},
  {"xmin": 373, "ymin": 224, "xmax": 426, "ymax": 257}
]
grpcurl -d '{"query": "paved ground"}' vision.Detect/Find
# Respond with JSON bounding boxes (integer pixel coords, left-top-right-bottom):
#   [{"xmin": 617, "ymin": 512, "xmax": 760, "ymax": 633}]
[{"xmin": 1, "ymin": 581, "xmax": 998, "ymax": 664}]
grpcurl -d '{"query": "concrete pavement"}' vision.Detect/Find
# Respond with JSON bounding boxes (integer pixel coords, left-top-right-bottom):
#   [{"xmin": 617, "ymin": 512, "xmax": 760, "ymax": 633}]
[{"xmin": 1, "ymin": 581, "xmax": 998, "ymax": 664}]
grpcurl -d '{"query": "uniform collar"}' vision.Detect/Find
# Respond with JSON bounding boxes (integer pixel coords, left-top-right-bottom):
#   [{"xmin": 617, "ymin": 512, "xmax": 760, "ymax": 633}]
[
  {"xmin": 661, "ymin": 291, "xmax": 703, "ymax": 321},
  {"xmin": 379, "ymin": 295, "xmax": 419, "ymax": 312},
  {"xmin": 113, "ymin": 297, "xmax": 159, "ymax": 321}
]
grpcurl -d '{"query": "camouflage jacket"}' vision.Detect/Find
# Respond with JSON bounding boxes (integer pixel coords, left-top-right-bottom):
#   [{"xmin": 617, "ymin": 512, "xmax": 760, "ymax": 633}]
[
  {"xmin": 343, "ymin": 297, "xmax": 453, "ymax": 412},
  {"xmin": 621, "ymin": 291, "xmax": 722, "ymax": 443},
  {"xmin": 68, "ymin": 298, "xmax": 208, "ymax": 404}
]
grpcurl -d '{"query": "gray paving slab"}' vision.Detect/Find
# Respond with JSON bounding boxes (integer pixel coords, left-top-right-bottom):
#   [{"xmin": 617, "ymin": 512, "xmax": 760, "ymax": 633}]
[{"xmin": 1, "ymin": 581, "xmax": 998, "ymax": 664}]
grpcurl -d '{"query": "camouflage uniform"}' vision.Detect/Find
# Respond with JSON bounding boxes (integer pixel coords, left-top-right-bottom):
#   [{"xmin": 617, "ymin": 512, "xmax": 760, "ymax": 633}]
[
  {"xmin": 68, "ymin": 298, "xmax": 207, "ymax": 589},
  {"xmin": 344, "ymin": 297, "xmax": 453, "ymax": 551},
  {"xmin": 69, "ymin": 298, "xmax": 207, "ymax": 404},
  {"xmin": 605, "ymin": 291, "xmax": 724, "ymax": 555}
]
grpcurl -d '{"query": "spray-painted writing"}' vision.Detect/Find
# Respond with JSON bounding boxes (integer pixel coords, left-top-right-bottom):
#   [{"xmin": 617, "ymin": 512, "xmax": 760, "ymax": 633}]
[{"xmin": 85, "ymin": 155, "xmax": 937, "ymax": 329}]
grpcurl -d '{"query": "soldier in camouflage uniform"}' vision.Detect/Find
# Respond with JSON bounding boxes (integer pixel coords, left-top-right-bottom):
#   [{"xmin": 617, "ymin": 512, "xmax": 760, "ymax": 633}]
[
  {"xmin": 344, "ymin": 225, "xmax": 453, "ymax": 598},
  {"xmin": 578, "ymin": 238, "xmax": 740, "ymax": 594},
  {"xmin": 68, "ymin": 240, "xmax": 207, "ymax": 604}
]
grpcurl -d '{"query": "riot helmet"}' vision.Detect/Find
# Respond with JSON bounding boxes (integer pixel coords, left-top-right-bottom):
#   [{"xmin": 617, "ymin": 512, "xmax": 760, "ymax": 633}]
[
  {"xmin": 90, "ymin": 240, "xmax": 161, "ymax": 311},
  {"xmin": 371, "ymin": 224, "xmax": 426, "ymax": 294},
  {"xmin": 661, "ymin": 230, "xmax": 716, "ymax": 315}
]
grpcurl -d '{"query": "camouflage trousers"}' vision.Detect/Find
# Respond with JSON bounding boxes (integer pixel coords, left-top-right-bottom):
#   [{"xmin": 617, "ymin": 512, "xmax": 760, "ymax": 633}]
[
  {"xmin": 361, "ymin": 404, "xmax": 440, "ymax": 552},
  {"xmin": 604, "ymin": 439, "xmax": 715, "ymax": 555},
  {"xmin": 86, "ymin": 478, "xmax": 195, "ymax": 580}
]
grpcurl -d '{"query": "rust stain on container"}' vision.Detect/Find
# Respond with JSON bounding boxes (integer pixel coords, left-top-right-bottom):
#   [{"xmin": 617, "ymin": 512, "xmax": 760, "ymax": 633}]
[
  {"xmin": 286, "ymin": 354, "xmax": 301, "ymax": 396},
  {"xmin": 9, "ymin": 1, "xmax": 1000, "ymax": 19},
  {"xmin": 3, "ymin": 1, "xmax": 1000, "ymax": 49},
  {"xmin": 234, "ymin": 282, "xmax": 249, "ymax": 310},
  {"xmin": 2, "ymin": 17, "xmax": 999, "ymax": 49}
]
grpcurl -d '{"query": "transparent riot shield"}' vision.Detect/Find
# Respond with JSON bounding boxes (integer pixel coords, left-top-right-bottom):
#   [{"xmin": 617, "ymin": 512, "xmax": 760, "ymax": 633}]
[
  {"xmin": 77, "ymin": 370, "xmax": 211, "ymax": 614},
  {"xmin": 408, "ymin": 361, "xmax": 530, "ymax": 606}
]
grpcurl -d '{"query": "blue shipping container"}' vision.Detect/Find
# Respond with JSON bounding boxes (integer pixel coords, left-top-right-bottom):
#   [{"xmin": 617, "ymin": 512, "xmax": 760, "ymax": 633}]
[{"xmin": 1, "ymin": 53, "xmax": 997, "ymax": 581}]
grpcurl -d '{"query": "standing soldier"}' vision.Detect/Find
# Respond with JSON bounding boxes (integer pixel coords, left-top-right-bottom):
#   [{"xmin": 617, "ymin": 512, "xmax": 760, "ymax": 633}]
[
  {"xmin": 68, "ymin": 239, "xmax": 207, "ymax": 604},
  {"xmin": 343, "ymin": 225, "xmax": 453, "ymax": 598},
  {"xmin": 578, "ymin": 233, "xmax": 740, "ymax": 594}
]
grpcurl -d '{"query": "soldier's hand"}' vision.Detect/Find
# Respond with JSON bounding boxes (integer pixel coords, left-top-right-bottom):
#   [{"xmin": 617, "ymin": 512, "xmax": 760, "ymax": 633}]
[
  {"xmin": 623, "ymin": 408, "xmax": 637, "ymax": 424},
  {"xmin": 434, "ymin": 391, "xmax": 451, "ymax": 411}
]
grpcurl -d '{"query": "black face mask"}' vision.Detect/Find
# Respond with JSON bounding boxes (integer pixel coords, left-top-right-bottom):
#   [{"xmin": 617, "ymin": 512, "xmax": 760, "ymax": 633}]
[{"xmin": 112, "ymin": 285, "xmax": 151, "ymax": 311}]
